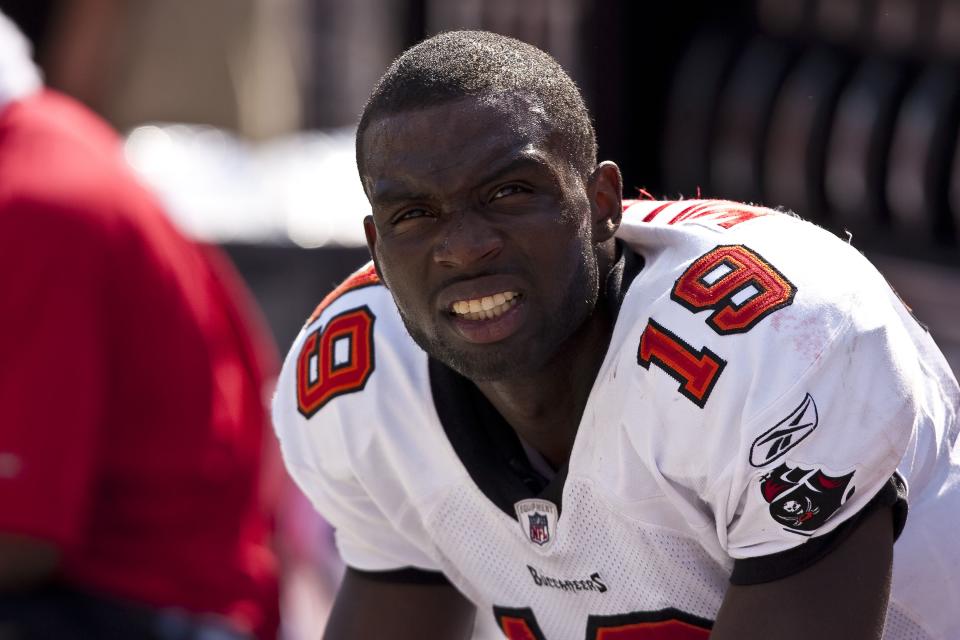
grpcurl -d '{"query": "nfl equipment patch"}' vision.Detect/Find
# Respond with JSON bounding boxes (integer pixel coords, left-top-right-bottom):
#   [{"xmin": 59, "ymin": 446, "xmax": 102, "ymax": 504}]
[
  {"xmin": 514, "ymin": 499, "xmax": 559, "ymax": 549},
  {"xmin": 760, "ymin": 463, "xmax": 855, "ymax": 534}
]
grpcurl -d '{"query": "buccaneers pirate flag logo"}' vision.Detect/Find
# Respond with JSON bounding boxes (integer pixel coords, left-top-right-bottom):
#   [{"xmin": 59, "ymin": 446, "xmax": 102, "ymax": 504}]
[{"xmin": 760, "ymin": 463, "xmax": 855, "ymax": 534}]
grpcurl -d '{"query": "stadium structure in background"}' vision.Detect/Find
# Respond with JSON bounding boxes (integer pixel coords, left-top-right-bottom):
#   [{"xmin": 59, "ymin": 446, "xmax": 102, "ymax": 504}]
[{"xmin": 4, "ymin": 0, "xmax": 955, "ymax": 366}]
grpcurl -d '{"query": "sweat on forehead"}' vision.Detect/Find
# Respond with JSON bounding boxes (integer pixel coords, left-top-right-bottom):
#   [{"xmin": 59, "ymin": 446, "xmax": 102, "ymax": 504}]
[
  {"xmin": 355, "ymin": 30, "xmax": 597, "ymax": 178},
  {"xmin": 362, "ymin": 93, "xmax": 550, "ymax": 158},
  {"xmin": 359, "ymin": 96, "xmax": 562, "ymax": 201}
]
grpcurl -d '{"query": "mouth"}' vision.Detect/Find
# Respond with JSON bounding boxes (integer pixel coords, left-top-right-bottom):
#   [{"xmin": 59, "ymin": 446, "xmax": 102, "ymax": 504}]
[{"xmin": 449, "ymin": 291, "xmax": 521, "ymax": 321}]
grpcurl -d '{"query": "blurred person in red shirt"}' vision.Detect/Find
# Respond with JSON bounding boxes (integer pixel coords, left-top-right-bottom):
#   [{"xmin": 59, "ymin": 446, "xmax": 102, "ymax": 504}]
[{"xmin": 0, "ymin": 11, "xmax": 280, "ymax": 639}]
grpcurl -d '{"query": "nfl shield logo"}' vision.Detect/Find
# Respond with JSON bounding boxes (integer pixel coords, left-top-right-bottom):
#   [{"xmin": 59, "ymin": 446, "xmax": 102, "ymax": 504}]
[
  {"xmin": 527, "ymin": 512, "xmax": 550, "ymax": 545},
  {"xmin": 514, "ymin": 498, "xmax": 558, "ymax": 549}
]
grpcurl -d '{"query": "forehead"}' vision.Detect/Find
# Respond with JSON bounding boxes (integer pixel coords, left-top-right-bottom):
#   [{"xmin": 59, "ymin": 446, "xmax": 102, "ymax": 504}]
[{"xmin": 360, "ymin": 94, "xmax": 557, "ymax": 197}]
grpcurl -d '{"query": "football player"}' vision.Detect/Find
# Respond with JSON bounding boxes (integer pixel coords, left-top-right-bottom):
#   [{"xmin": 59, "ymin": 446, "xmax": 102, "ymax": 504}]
[{"xmin": 273, "ymin": 31, "xmax": 960, "ymax": 639}]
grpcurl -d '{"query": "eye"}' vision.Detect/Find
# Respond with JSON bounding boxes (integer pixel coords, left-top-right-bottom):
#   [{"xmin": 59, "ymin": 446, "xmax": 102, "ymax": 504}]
[
  {"xmin": 490, "ymin": 183, "xmax": 530, "ymax": 201},
  {"xmin": 392, "ymin": 207, "xmax": 432, "ymax": 224}
]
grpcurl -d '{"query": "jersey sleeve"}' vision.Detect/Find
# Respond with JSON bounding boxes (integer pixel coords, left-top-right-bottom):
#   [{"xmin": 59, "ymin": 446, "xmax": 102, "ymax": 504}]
[
  {"xmin": 619, "ymin": 206, "xmax": 936, "ymax": 583},
  {"xmin": 271, "ymin": 283, "xmax": 443, "ymax": 574},
  {"xmin": 702, "ymin": 247, "xmax": 925, "ymax": 580},
  {"xmin": 281, "ymin": 460, "xmax": 440, "ymax": 572},
  {"xmin": 716, "ymin": 316, "xmax": 914, "ymax": 567},
  {"xmin": 0, "ymin": 198, "xmax": 108, "ymax": 547}
]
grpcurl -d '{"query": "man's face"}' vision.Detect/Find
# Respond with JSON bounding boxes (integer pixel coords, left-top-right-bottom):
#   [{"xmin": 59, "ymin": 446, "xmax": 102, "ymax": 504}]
[{"xmin": 360, "ymin": 95, "xmax": 604, "ymax": 382}]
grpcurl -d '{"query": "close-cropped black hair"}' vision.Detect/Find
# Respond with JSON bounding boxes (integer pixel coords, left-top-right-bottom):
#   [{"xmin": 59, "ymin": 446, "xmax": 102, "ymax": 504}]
[{"xmin": 356, "ymin": 30, "xmax": 597, "ymax": 178}]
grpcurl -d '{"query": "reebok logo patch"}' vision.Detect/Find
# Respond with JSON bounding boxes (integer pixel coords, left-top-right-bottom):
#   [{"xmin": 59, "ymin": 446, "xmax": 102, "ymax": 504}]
[{"xmin": 750, "ymin": 393, "xmax": 818, "ymax": 467}]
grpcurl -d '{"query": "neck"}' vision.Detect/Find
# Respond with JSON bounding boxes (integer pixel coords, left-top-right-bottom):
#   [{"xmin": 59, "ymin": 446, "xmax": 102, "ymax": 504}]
[
  {"xmin": 477, "ymin": 305, "xmax": 613, "ymax": 468},
  {"xmin": 476, "ymin": 246, "xmax": 622, "ymax": 468}
]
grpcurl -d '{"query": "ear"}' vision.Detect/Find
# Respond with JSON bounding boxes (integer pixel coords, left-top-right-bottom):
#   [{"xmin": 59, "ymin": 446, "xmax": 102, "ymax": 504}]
[
  {"xmin": 363, "ymin": 215, "xmax": 387, "ymax": 285},
  {"xmin": 587, "ymin": 161, "xmax": 623, "ymax": 243}
]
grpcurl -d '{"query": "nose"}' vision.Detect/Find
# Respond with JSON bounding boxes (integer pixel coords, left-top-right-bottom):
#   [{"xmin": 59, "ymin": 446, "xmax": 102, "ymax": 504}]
[{"xmin": 433, "ymin": 210, "xmax": 502, "ymax": 268}]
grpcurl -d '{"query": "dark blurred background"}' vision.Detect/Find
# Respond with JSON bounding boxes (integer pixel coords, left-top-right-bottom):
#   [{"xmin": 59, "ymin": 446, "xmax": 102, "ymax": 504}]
[{"xmin": 3, "ymin": 0, "xmax": 957, "ymax": 368}]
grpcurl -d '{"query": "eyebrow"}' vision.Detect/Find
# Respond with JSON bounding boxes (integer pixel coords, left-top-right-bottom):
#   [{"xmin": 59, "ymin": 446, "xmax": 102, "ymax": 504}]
[
  {"xmin": 368, "ymin": 184, "xmax": 432, "ymax": 208},
  {"xmin": 477, "ymin": 151, "xmax": 554, "ymax": 188},
  {"xmin": 368, "ymin": 149, "xmax": 555, "ymax": 207}
]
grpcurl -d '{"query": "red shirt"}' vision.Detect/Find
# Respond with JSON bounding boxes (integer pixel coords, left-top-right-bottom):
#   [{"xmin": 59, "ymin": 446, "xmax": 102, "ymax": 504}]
[{"xmin": 0, "ymin": 91, "xmax": 279, "ymax": 638}]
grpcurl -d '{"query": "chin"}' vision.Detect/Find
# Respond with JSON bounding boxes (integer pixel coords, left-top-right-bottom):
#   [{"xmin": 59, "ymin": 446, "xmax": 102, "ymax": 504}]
[
  {"xmin": 441, "ymin": 349, "xmax": 536, "ymax": 382},
  {"xmin": 425, "ymin": 334, "xmax": 537, "ymax": 381},
  {"xmin": 399, "ymin": 318, "xmax": 537, "ymax": 382}
]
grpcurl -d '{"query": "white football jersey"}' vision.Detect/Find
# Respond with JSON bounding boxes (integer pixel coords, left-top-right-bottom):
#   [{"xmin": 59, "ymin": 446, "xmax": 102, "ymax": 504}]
[{"xmin": 273, "ymin": 200, "xmax": 960, "ymax": 639}]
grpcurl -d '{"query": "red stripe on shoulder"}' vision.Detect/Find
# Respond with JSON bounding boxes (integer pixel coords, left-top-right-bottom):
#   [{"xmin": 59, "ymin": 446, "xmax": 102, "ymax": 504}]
[
  {"xmin": 308, "ymin": 263, "xmax": 381, "ymax": 324},
  {"xmin": 623, "ymin": 199, "xmax": 771, "ymax": 228},
  {"xmin": 669, "ymin": 201, "xmax": 714, "ymax": 224},
  {"xmin": 622, "ymin": 200, "xmax": 675, "ymax": 221},
  {"xmin": 641, "ymin": 202, "xmax": 673, "ymax": 222},
  {"xmin": 680, "ymin": 200, "xmax": 771, "ymax": 228}
]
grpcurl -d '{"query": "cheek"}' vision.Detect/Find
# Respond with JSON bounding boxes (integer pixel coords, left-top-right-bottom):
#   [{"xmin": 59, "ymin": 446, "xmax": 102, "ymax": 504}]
[
  {"xmin": 378, "ymin": 237, "xmax": 418, "ymax": 277},
  {"xmin": 519, "ymin": 217, "xmax": 591, "ymax": 277},
  {"xmin": 551, "ymin": 219, "xmax": 596, "ymax": 269},
  {"xmin": 378, "ymin": 250, "xmax": 431, "ymax": 316}
]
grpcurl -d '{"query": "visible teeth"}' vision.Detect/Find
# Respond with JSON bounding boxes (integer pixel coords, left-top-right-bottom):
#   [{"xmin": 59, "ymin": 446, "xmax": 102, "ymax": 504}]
[{"xmin": 450, "ymin": 291, "xmax": 520, "ymax": 320}]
